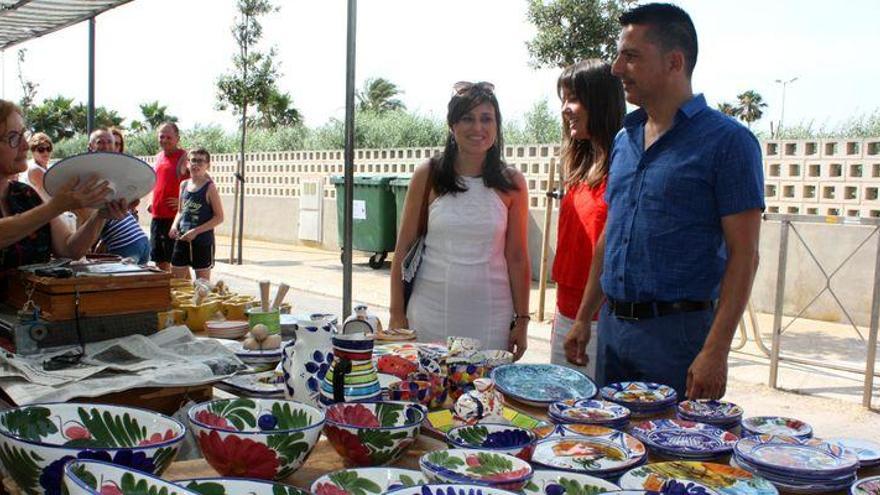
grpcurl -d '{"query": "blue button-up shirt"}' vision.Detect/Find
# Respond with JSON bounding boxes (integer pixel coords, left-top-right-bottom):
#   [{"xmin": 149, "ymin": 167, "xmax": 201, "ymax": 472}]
[{"xmin": 601, "ymin": 94, "xmax": 764, "ymax": 302}]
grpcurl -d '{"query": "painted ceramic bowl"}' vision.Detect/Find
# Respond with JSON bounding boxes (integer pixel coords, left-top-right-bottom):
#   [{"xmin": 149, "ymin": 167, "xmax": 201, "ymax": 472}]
[
  {"xmin": 388, "ymin": 380, "xmax": 434, "ymax": 407},
  {"xmin": 390, "ymin": 484, "xmax": 521, "ymax": 495},
  {"xmin": 177, "ymin": 477, "xmax": 311, "ymax": 495},
  {"xmin": 408, "ymin": 372, "xmax": 449, "ymax": 409},
  {"xmin": 188, "ymin": 398, "xmax": 324, "ymax": 480},
  {"xmin": 852, "ymin": 475, "xmax": 880, "ymax": 495},
  {"xmin": 447, "ymin": 363, "xmax": 489, "ymax": 401},
  {"xmin": 311, "ymin": 467, "xmax": 428, "ymax": 495},
  {"xmin": 324, "ymin": 401, "xmax": 426, "ymax": 466},
  {"xmin": 0, "ymin": 402, "xmax": 185, "ymax": 495},
  {"xmin": 446, "ymin": 423, "xmax": 536, "ymax": 461},
  {"xmin": 419, "ymin": 448, "xmax": 534, "ymax": 491},
  {"xmin": 63, "ymin": 459, "xmax": 200, "ymax": 495},
  {"xmin": 523, "ymin": 470, "xmax": 619, "ymax": 495}
]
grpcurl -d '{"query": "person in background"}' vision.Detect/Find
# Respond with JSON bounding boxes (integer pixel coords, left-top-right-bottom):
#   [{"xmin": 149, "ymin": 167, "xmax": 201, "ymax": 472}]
[
  {"xmin": 87, "ymin": 129, "xmax": 151, "ymax": 264},
  {"xmin": 564, "ymin": 3, "xmax": 764, "ymax": 400},
  {"xmin": 110, "ymin": 127, "xmax": 125, "ymax": 153},
  {"xmin": 550, "ymin": 60, "xmax": 625, "ymax": 379},
  {"xmin": 0, "ymin": 100, "xmax": 126, "ymax": 288},
  {"xmin": 21, "ymin": 132, "xmax": 53, "ymax": 200},
  {"xmin": 169, "ymin": 147, "xmax": 223, "ymax": 281},
  {"xmin": 389, "ymin": 81, "xmax": 531, "ymax": 360},
  {"xmin": 150, "ymin": 122, "xmax": 188, "ymax": 271}
]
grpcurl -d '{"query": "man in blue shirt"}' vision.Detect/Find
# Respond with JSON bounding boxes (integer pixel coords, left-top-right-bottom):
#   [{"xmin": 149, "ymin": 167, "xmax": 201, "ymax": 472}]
[{"xmin": 564, "ymin": 3, "xmax": 764, "ymax": 400}]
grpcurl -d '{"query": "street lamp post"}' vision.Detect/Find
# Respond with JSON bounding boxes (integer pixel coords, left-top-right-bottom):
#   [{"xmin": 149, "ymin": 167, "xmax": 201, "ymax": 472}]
[{"xmin": 775, "ymin": 76, "xmax": 798, "ymax": 138}]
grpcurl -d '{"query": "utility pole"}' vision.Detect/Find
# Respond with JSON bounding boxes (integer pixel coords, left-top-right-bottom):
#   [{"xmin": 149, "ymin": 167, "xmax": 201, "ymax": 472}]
[{"xmin": 774, "ymin": 76, "xmax": 798, "ymax": 138}]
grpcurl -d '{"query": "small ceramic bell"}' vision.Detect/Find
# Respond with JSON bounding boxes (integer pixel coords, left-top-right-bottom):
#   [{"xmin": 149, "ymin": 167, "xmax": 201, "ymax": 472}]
[{"xmin": 453, "ymin": 377, "xmax": 506, "ymax": 425}]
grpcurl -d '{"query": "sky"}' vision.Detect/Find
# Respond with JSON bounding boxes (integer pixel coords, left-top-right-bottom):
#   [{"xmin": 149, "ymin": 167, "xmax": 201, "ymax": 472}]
[{"xmin": 0, "ymin": 0, "xmax": 877, "ymax": 136}]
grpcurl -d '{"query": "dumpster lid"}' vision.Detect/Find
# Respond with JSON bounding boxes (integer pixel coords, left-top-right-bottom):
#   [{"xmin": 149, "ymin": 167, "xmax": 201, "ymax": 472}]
[
  {"xmin": 330, "ymin": 175, "xmax": 398, "ymax": 186},
  {"xmin": 389, "ymin": 176, "xmax": 412, "ymax": 186}
]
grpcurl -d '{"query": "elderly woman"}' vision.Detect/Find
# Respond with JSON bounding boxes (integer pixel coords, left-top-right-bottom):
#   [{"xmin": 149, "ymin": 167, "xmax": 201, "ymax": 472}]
[{"xmin": 0, "ymin": 100, "xmax": 125, "ymax": 272}]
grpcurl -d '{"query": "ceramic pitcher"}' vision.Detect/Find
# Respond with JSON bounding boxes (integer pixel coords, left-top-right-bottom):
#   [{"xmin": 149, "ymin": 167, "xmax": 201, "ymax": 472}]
[
  {"xmin": 320, "ymin": 320, "xmax": 382, "ymax": 404},
  {"xmin": 280, "ymin": 313, "xmax": 337, "ymax": 408}
]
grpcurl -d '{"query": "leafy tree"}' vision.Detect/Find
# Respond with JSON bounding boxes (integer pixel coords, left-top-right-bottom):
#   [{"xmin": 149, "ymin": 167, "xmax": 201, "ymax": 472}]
[
  {"xmin": 357, "ymin": 78, "xmax": 406, "ymax": 113},
  {"xmin": 130, "ymin": 101, "xmax": 178, "ymax": 132},
  {"xmin": 717, "ymin": 102, "xmax": 738, "ymax": 117},
  {"xmin": 26, "ymin": 96, "xmax": 77, "ymax": 141},
  {"xmin": 525, "ymin": 0, "xmax": 636, "ymax": 68},
  {"xmin": 522, "ymin": 99, "xmax": 562, "ymax": 143},
  {"xmin": 736, "ymin": 90, "xmax": 767, "ymax": 129},
  {"xmin": 250, "ymin": 87, "xmax": 302, "ymax": 128},
  {"xmin": 16, "ymin": 49, "xmax": 38, "ymax": 113}
]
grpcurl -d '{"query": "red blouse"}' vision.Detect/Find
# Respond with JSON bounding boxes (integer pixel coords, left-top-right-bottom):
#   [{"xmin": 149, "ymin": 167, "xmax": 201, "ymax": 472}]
[{"xmin": 551, "ymin": 180, "xmax": 608, "ymax": 319}]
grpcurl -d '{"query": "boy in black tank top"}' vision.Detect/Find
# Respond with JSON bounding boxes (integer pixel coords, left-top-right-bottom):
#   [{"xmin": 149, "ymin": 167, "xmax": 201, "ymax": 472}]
[{"xmin": 169, "ymin": 148, "xmax": 224, "ymax": 281}]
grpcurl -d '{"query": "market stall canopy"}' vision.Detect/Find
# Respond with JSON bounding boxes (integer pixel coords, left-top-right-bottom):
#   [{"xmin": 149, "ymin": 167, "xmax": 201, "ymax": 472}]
[{"xmin": 0, "ymin": 0, "xmax": 133, "ymax": 50}]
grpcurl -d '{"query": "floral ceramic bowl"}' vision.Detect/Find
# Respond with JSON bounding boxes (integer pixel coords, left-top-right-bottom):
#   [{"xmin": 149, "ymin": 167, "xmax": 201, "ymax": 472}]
[
  {"xmin": 387, "ymin": 380, "xmax": 434, "ymax": 407},
  {"xmin": 324, "ymin": 401, "xmax": 426, "ymax": 466},
  {"xmin": 311, "ymin": 467, "xmax": 428, "ymax": 495},
  {"xmin": 390, "ymin": 484, "xmax": 521, "ymax": 495},
  {"xmin": 446, "ymin": 423, "xmax": 536, "ymax": 461},
  {"xmin": 0, "ymin": 402, "xmax": 185, "ymax": 495},
  {"xmin": 523, "ymin": 470, "xmax": 620, "ymax": 495},
  {"xmin": 177, "ymin": 477, "xmax": 311, "ymax": 495},
  {"xmin": 63, "ymin": 459, "xmax": 200, "ymax": 495},
  {"xmin": 187, "ymin": 398, "xmax": 324, "ymax": 480},
  {"xmin": 419, "ymin": 448, "xmax": 534, "ymax": 491}
]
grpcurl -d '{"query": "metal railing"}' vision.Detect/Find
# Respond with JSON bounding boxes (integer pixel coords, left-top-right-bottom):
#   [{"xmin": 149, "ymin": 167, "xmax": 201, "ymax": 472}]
[{"xmin": 747, "ymin": 214, "xmax": 880, "ymax": 408}]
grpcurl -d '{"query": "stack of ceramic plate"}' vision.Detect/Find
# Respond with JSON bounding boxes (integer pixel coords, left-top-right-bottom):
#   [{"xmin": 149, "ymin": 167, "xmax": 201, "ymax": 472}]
[
  {"xmin": 677, "ymin": 399, "xmax": 743, "ymax": 430},
  {"xmin": 618, "ymin": 461, "xmax": 779, "ymax": 495},
  {"xmin": 549, "ymin": 399, "xmax": 630, "ymax": 429},
  {"xmin": 205, "ymin": 320, "xmax": 250, "ymax": 340},
  {"xmin": 600, "ymin": 381, "xmax": 677, "ymax": 417},
  {"xmin": 629, "ymin": 418, "xmax": 738, "ymax": 460},
  {"xmin": 732, "ymin": 434, "xmax": 859, "ymax": 493},
  {"xmin": 492, "ymin": 364, "xmax": 597, "ymax": 407},
  {"xmin": 530, "ymin": 432, "xmax": 648, "ymax": 480},
  {"xmin": 828, "ymin": 437, "xmax": 880, "ymax": 468},
  {"xmin": 740, "ymin": 416, "xmax": 812, "ymax": 440}
]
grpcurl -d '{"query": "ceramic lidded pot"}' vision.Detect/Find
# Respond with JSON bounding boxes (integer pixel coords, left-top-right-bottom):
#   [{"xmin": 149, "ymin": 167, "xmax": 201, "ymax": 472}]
[
  {"xmin": 0, "ymin": 402, "xmax": 186, "ymax": 495},
  {"xmin": 281, "ymin": 313, "xmax": 337, "ymax": 408}
]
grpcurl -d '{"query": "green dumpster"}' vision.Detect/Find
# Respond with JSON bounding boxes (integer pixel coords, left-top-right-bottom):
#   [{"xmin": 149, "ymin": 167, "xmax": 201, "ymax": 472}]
[
  {"xmin": 390, "ymin": 176, "xmax": 412, "ymax": 234},
  {"xmin": 331, "ymin": 175, "xmax": 398, "ymax": 269}
]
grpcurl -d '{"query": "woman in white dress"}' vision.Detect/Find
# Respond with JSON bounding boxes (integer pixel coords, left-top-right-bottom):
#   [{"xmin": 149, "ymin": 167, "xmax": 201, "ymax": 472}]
[{"xmin": 389, "ymin": 81, "xmax": 531, "ymax": 359}]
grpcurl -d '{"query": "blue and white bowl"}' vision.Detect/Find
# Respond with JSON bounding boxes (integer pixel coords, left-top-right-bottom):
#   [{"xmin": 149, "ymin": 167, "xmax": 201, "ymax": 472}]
[
  {"xmin": 311, "ymin": 467, "xmax": 427, "ymax": 495},
  {"xmin": 446, "ymin": 423, "xmax": 537, "ymax": 461},
  {"xmin": 64, "ymin": 459, "xmax": 200, "ymax": 495},
  {"xmin": 0, "ymin": 402, "xmax": 186, "ymax": 495},
  {"xmin": 178, "ymin": 477, "xmax": 311, "ymax": 495},
  {"xmin": 390, "ymin": 484, "xmax": 521, "ymax": 495},
  {"xmin": 420, "ymin": 448, "xmax": 534, "ymax": 491}
]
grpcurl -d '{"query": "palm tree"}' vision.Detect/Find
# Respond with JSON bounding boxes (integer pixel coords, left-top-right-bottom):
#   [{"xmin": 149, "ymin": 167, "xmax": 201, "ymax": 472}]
[
  {"xmin": 251, "ymin": 88, "xmax": 302, "ymax": 128},
  {"xmin": 357, "ymin": 78, "xmax": 406, "ymax": 113},
  {"xmin": 131, "ymin": 101, "xmax": 178, "ymax": 131},
  {"xmin": 717, "ymin": 102, "xmax": 737, "ymax": 117},
  {"xmin": 736, "ymin": 90, "xmax": 767, "ymax": 129}
]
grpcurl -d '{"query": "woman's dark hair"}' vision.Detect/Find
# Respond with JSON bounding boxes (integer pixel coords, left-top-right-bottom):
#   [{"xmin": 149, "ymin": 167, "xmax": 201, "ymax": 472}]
[
  {"xmin": 557, "ymin": 60, "xmax": 626, "ymax": 189},
  {"xmin": 431, "ymin": 82, "xmax": 516, "ymax": 196}
]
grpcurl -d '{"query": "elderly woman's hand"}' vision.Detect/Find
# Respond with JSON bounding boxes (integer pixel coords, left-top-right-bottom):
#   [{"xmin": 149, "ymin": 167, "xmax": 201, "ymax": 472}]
[{"xmin": 49, "ymin": 176, "xmax": 112, "ymax": 212}]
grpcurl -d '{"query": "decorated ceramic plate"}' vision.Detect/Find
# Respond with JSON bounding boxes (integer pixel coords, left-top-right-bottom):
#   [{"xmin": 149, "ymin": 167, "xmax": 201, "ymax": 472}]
[
  {"xmin": 523, "ymin": 469, "xmax": 619, "ymax": 495},
  {"xmin": 629, "ymin": 419, "xmax": 738, "ymax": 457},
  {"xmin": 729, "ymin": 457, "xmax": 856, "ymax": 493},
  {"xmin": 44, "ymin": 151, "xmax": 156, "ymax": 203},
  {"xmin": 734, "ymin": 434, "xmax": 859, "ymax": 476},
  {"xmin": 419, "ymin": 449, "xmax": 533, "ymax": 490},
  {"xmin": 491, "ymin": 364, "xmax": 597, "ymax": 406},
  {"xmin": 617, "ymin": 461, "xmax": 778, "ymax": 495},
  {"xmin": 677, "ymin": 400, "xmax": 743, "ymax": 422},
  {"xmin": 533, "ymin": 423, "xmax": 618, "ymax": 440},
  {"xmin": 531, "ymin": 433, "xmax": 646, "ymax": 475},
  {"xmin": 311, "ymin": 467, "xmax": 427, "ymax": 495},
  {"xmin": 549, "ymin": 399, "xmax": 630, "ymax": 424},
  {"xmin": 222, "ymin": 339, "xmax": 283, "ymax": 364},
  {"xmin": 599, "ymin": 382, "xmax": 677, "ymax": 407},
  {"xmin": 740, "ymin": 416, "xmax": 812, "ymax": 439},
  {"xmin": 218, "ymin": 370, "xmax": 284, "ymax": 397},
  {"xmin": 851, "ymin": 475, "xmax": 880, "ymax": 495},
  {"xmin": 599, "ymin": 480, "xmax": 720, "ymax": 494},
  {"xmin": 828, "ymin": 437, "xmax": 880, "ymax": 466}
]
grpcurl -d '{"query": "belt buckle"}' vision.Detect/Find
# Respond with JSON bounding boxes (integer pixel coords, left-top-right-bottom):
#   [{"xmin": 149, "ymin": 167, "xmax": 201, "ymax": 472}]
[{"xmin": 616, "ymin": 301, "xmax": 640, "ymax": 321}]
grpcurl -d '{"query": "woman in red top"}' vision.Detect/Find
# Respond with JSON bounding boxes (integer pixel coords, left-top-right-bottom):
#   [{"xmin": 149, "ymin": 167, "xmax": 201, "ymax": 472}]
[{"xmin": 550, "ymin": 60, "xmax": 626, "ymax": 378}]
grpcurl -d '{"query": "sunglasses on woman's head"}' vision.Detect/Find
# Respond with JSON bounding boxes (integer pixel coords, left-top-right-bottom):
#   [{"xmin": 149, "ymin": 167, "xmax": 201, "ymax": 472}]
[{"xmin": 453, "ymin": 81, "xmax": 496, "ymax": 96}]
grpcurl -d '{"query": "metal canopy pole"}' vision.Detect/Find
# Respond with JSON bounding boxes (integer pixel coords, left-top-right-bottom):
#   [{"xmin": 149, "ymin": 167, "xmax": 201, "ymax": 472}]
[
  {"xmin": 86, "ymin": 17, "xmax": 95, "ymax": 135},
  {"xmin": 341, "ymin": 0, "xmax": 357, "ymax": 319},
  {"xmin": 864, "ymin": 237, "xmax": 880, "ymax": 408},
  {"xmin": 769, "ymin": 219, "xmax": 790, "ymax": 389}
]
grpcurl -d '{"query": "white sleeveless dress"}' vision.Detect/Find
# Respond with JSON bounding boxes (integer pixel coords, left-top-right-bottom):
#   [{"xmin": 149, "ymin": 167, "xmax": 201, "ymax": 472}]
[{"xmin": 407, "ymin": 176, "xmax": 513, "ymax": 350}]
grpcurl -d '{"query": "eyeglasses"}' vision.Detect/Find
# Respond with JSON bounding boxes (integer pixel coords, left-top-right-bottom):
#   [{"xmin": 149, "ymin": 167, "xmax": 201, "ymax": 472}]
[
  {"xmin": 453, "ymin": 81, "xmax": 496, "ymax": 96},
  {"xmin": 4, "ymin": 129, "xmax": 30, "ymax": 149},
  {"xmin": 190, "ymin": 158, "xmax": 208, "ymax": 164},
  {"xmin": 33, "ymin": 146, "xmax": 52, "ymax": 153}
]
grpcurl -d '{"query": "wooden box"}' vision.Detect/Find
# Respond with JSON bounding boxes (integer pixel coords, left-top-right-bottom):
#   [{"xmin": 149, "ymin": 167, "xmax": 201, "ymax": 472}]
[{"xmin": 6, "ymin": 270, "xmax": 172, "ymax": 321}]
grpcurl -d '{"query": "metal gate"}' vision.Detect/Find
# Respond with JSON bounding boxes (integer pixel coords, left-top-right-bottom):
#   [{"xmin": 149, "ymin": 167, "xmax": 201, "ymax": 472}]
[{"xmin": 298, "ymin": 179, "xmax": 323, "ymax": 242}]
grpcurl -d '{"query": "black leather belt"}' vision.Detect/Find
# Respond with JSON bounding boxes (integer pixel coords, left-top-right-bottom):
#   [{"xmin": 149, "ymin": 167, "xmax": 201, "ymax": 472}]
[{"xmin": 608, "ymin": 298, "xmax": 714, "ymax": 321}]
